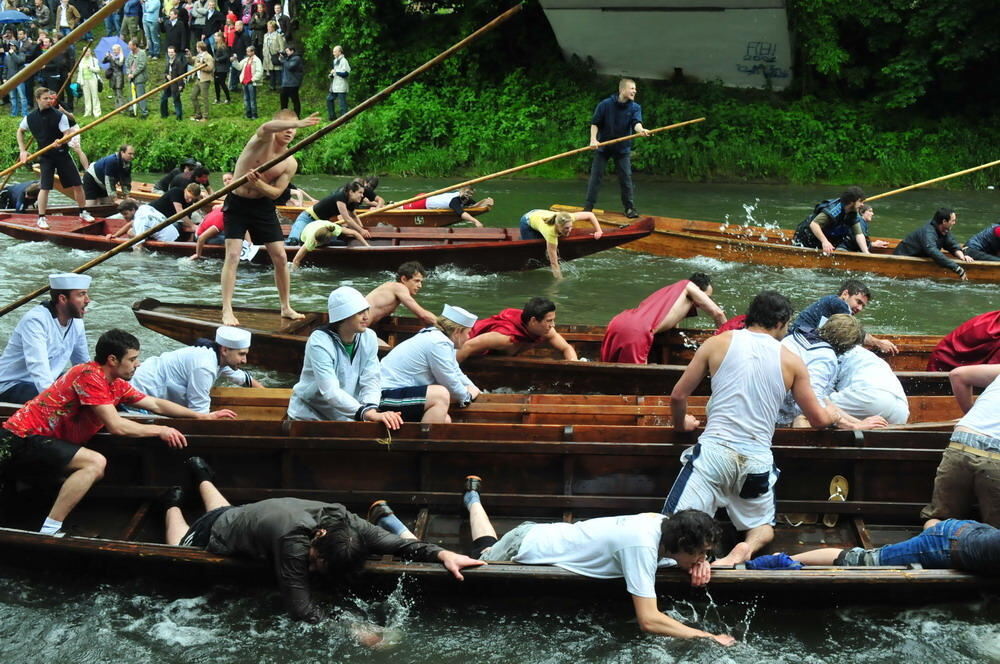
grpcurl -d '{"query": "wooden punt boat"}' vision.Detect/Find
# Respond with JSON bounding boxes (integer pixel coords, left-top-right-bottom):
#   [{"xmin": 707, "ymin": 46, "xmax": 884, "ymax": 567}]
[
  {"xmin": 132, "ymin": 299, "xmax": 956, "ymax": 396},
  {"xmin": 0, "ymin": 418, "xmax": 990, "ymax": 603},
  {"xmin": 0, "ymin": 203, "xmax": 119, "ymax": 217},
  {"xmin": 45, "ymin": 171, "xmax": 491, "ymax": 226},
  {"xmin": 0, "ymin": 213, "xmax": 651, "ymax": 272},
  {"xmin": 554, "ymin": 205, "xmax": 1000, "ymax": 283}
]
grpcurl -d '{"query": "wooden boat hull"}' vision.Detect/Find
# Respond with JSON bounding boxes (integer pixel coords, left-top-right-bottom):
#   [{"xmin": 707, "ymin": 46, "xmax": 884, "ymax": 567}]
[
  {"xmin": 553, "ymin": 205, "xmax": 1000, "ymax": 283},
  {"xmin": 0, "ymin": 203, "xmax": 119, "ymax": 217},
  {"xmin": 0, "ymin": 213, "xmax": 652, "ymax": 272},
  {"xmin": 132, "ymin": 300, "xmax": 956, "ymax": 396}
]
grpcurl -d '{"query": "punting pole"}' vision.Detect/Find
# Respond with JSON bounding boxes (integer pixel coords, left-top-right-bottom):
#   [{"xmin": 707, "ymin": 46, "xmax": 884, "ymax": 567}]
[
  {"xmin": 867, "ymin": 158, "xmax": 1000, "ymax": 201},
  {"xmin": 357, "ymin": 118, "xmax": 706, "ymax": 220},
  {"xmin": 0, "ymin": 4, "xmax": 525, "ymax": 319}
]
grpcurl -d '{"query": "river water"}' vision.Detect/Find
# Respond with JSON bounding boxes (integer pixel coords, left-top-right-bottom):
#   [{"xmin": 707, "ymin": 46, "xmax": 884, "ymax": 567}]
[{"xmin": 0, "ymin": 175, "xmax": 997, "ymax": 661}]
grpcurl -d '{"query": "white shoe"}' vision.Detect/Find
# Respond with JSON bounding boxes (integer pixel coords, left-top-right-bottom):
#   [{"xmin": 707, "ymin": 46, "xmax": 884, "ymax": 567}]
[
  {"xmin": 36, "ymin": 216, "xmax": 49, "ymax": 229},
  {"xmin": 80, "ymin": 210, "xmax": 95, "ymax": 222}
]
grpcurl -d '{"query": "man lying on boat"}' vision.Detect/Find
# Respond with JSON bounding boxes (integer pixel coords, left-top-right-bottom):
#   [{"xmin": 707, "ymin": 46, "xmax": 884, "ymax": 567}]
[
  {"xmin": 400, "ymin": 186, "xmax": 494, "ymax": 227},
  {"xmin": 162, "ymin": 457, "xmax": 483, "ymax": 626},
  {"xmin": 792, "ymin": 186, "xmax": 870, "ymax": 255},
  {"xmin": 0, "ymin": 329, "xmax": 236, "ymax": 537},
  {"xmin": 0, "ymin": 179, "xmax": 40, "ymax": 212},
  {"xmin": 600, "ymin": 272, "xmax": 727, "ymax": 364},
  {"xmin": 370, "ymin": 477, "xmax": 735, "ymax": 646},
  {"xmin": 456, "ymin": 297, "xmax": 578, "ymax": 362},
  {"xmin": 963, "ymin": 222, "xmax": 1000, "ymax": 262},
  {"xmin": 789, "ymin": 279, "xmax": 898, "ymax": 355},
  {"xmin": 365, "ymin": 261, "xmax": 437, "ymax": 328}
]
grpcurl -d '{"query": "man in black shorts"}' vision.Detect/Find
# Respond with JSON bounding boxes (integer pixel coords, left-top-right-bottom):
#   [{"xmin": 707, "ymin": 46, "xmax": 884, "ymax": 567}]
[{"xmin": 16, "ymin": 87, "xmax": 91, "ymax": 229}]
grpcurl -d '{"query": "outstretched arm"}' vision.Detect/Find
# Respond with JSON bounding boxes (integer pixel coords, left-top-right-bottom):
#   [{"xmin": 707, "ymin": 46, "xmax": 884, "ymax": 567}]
[
  {"xmin": 685, "ymin": 283, "xmax": 727, "ymax": 327},
  {"xmin": 544, "ymin": 329, "xmax": 578, "ymax": 361},
  {"xmin": 632, "ymin": 596, "xmax": 735, "ymax": 644},
  {"xmin": 393, "ymin": 284, "xmax": 436, "ymax": 325},
  {"xmin": 671, "ymin": 340, "xmax": 712, "ymax": 430},
  {"xmin": 573, "ymin": 210, "xmax": 603, "ymax": 238}
]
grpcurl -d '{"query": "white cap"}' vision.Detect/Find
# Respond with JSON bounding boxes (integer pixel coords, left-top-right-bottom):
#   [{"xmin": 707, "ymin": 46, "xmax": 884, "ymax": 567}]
[
  {"xmin": 441, "ymin": 304, "xmax": 477, "ymax": 328},
  {"xmin": 215, "ymin": 326, "xmax": 251, "ymax": 349},
  {"xmin": 327, "ymin": 286, "xmax": 369, "ymax": 323},
  {"xmin": 49, "ymin": 273, "xmax": 92, "ymax": 291}
]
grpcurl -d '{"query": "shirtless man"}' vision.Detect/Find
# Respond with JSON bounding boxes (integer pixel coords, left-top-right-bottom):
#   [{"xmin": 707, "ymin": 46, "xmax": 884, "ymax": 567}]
[
  {"xmin": 457, "ymin": 297, "xmax": 577, "ymax": 362},
  {"xmin": 365, "ymin": 261, "xmax": 436, "ymax": 327},
  {"xmin": 220, "ymin": 109, "xmax": 320, "ymax": 326}
]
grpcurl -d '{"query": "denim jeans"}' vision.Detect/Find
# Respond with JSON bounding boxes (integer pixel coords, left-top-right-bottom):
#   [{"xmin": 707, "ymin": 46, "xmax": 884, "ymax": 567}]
[
  {"xmin": 242, "ymin": 83, "xmax": 257, "ymax": 118},
  {"xmin": 160, "ymin": 88, "xmax": 182, "ymax": 119},
  {"xmin": 142, "ymin": 19, "xmax": 160, "ymax": 57},
  {"xmin": 841, "ymin": 519, "xmax": 990, "ymax": 570},
  {"xmin": 104, "ymin": 12, "xmax": 121, "ymax": 35},
  {"xmin": 10, "ymin": 83, "xmax": 27, "ymax": 117},
  {"xmin": 287, "ymin": 211, "xmax": 311, "ymax": 243},
  {"xmin": 519, "ymin": 214, "xmax": 543, "ymax": 241},
  {"xmin": 326, "ymin": 91, "xmax": 347, "ymax": 119},
  {"xmin": 584, "ymin": 148, "xmax": 634, "ymax": 211}
]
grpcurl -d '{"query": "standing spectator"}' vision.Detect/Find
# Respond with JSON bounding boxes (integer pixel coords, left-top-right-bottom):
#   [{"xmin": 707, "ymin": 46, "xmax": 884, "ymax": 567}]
[
  {"xmin": 211, "ymin": 30, "xmax": 229, "ymax": 103},
  {"xmin": 174, "ymin": 0, "xmax": 190, "ymax": 52},
  {"xmin": 53, "ymin": 0, "xmax": 80, "ymax": 38},
  {"xmin": 227, "ymin": 20, "xmax": 248, "ymax": 91},
  {"xmin": 102, "ymin": 0, "xmax": 121, "ymax": 37},
  {"xmin": 249, "ymin": 1, "xmax": 266, "ymax": 53},
  {"xmin": 125, "ymin": 38, "xmax": 148, "ymax": 118},
  {"xmin": 277, "ymin": 44, "xmax": 301, "ymax": 116},
  {"xmin": 121, "ymin": 0, "xmax": 144, "ymax": 48},
  {"xmin": 189, "ymin": 0, "xmax": 208, "ymax": 41},
  {"xmin": 272, "ymin": 2, "xmax": 289, "ymax": 38},
  {"xmin": 159, "ymin": 44, "xmax": 184, "ymax": 119},
  {"xmin": 326, "ymin": 44, "xmax": 349, "ymax": 120},
  {"xmin": 4, "ymin": 42, "xmax": 27, "ymax": 117},
  {"xmin": 75, "ymin": 46, "xmax": 100, "ymax": 117},
  {"xmin": 103, "ymin": 43, "xmax": 126, "ymax": 109},
  {"xmin": 141, "ymin": 0, "xmax": 161, "ymax": 58},
  {"xmin": 75, "ymin": 0, "xmax": 95, "ymax": 39},
  {"xmin": 187, "ymin": 40, "xmax": 213, "ymax": 120},
  {"xmin": 30, "ymin": 0, "xmax": 52, "ymax": 31},
  {"xmin": 231, "ymin": 43, "xmax": 260, "ymax": 119},
  {"xmin": 163, "ymin": 8, "xmax": 185, "ymax": 53},
  {"xmin": 260, "ymin": 20, "xmax": 282, "ymax": 91},
  {"xmin": 202, "ymin": 0, "xmax": 224, "ymax": 44}
]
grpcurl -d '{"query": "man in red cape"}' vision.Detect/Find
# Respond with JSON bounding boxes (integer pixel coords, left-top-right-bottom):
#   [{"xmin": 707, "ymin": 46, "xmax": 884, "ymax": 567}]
[
  {"xmin": 927, "ymin": 310, "xmax": 1000, "ymax": 371},
  {"xmin": 457, "ymin": 297, "xmax": 577, "ymax": 361}
]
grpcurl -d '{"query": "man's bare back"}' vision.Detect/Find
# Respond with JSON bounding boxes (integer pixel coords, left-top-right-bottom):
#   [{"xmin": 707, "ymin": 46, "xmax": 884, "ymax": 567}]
[{"xmin": 365, "ymin": 280, "xmax": 436, "ymax": 326}]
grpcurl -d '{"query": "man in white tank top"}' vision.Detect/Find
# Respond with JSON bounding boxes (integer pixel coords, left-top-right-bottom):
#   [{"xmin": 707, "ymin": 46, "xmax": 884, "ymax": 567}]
[
  {"xmin": 664, "ymin": 291, "xmax": 836, "ymax": 566},
  {"xmin": 921, "ymin": 364, "xmax": 1000, "ymax": 527}
]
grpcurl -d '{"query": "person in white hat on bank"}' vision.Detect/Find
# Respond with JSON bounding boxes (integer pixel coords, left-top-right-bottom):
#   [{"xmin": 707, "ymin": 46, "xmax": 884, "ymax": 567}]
[
  {"xmin": 129, "ymin": 326, "xmax": 263, "ymax": 413},
  {"xmin": 0, "ymin": 273, "xmax": 93, "ymax": 403},
  {"xmin": 379, "ymin": 304, "xmax": 481, "ymax": 423},
  {"xmin": 287, "ymin": 286, "xmax": 403, "ymax": 429}
]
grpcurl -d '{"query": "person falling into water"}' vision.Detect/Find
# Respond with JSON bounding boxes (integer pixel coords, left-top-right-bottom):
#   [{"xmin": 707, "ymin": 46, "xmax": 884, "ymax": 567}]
[{"xmin": 220, "ymin": 108, "xmax": 321, "ymax": 326}]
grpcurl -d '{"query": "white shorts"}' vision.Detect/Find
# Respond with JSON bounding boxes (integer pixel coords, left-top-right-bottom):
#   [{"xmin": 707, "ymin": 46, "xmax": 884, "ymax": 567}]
[
  {"xmin": 662, "ymin": 441, "xmax": 779, "ymax": 531},
  {"xmin": 132, "ymin": 205, "xmax": 178, "ymax": 243},
  {"xmin": 829, "ymin": 388, "xmax": 909, "ymax": 425}
]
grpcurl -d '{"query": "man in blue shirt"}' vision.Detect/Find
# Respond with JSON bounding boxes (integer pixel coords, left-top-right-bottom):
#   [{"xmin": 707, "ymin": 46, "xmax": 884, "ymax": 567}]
[
  {"xmin": 790, "ymin": 279, "xmax": 897, "ymax": 354},
  {"xmin": 584, "ymin": 78, "xmax": 649, "ymax": 219}
]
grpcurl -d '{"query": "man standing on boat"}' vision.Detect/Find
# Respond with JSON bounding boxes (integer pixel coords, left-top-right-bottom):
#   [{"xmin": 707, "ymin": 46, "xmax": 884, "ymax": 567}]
[
  {"xmin": 583, "ymin": 78, "xmax": 650, "ymax": 219},
  {"xmin": 926, "ymin": 310, "xmax": 1000, "ymax": 371},
  {"xmin": 789, "ymin": 279, "xmax": 898, "ymax": 355},
  {"xmin": 457, "ymin": 297, "xmax": 577, "ymax": 362},
  {"xmin": 0, "ymin": 329, "xmax": 236, "ymax": 536},
  {"xmin": 365, "ymin": 261, "xmax": 438, "ymax": 327},
  {"xmin": 600, "ymin": 273, "xmax": 727, "ymax": 364},
  {"xmin": 893, "ymin": 207, "xmax": 974, "ymax": 280},
  {"xmin": 792, "ymin": 187, "xmax": 868, "ymax": 255},
  {"xmin": 664, "ymin": 291, "xmax": 836, "ymax": 566},
  {"xmin": 220, "ymin": 108, "xmax": 320, "ymax": 327},
  {"xmin": 0, "ymin": 273, "xmax": 91, "ymax": 404},
  {"xmin": 129, "ymin": 326, "xmax": 263, "ymax": 413}
]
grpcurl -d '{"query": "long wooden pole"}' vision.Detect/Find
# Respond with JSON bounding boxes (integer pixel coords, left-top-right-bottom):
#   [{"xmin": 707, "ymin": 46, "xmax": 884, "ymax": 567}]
[
  {"xmin": 0, "ymin": 4, "xmax": 523, "ymax": 319},
  {"xmin": 56, "ymin": 39, "xmax": 95, "ymax": 100},
  {"xmin": 0, "ymin": 0, "xmax": 127, "ymax": 97},
  {"xmin": 867, "ymin": 158, "xmax": 1000, "ymax": 202},
  {"xmin": 1, "ymin": 65, "xmax": 206, "ymax": 181},
  {"xmin": 358, "ymin": 118, "xmax": 706, "ymax": 219}
]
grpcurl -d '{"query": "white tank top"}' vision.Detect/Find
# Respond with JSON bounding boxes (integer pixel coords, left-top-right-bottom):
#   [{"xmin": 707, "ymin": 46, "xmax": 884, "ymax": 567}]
[
  {"xmin": 700, "ymin": 329, "xmax": 787, "ymax": 457},
  {"xmin": 957, "ymin": 376, "xmax": 1000, "ymax": 439}
]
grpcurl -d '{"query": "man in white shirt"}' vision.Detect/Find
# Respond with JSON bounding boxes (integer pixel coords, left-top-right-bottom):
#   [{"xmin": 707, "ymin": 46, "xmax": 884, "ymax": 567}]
[
  {"xmin": 326, "ymin": 44, "xmax": 350, "ymax": 119},
  {"xmin": 0, "ymin": 273, "xmax": 91, "ymax": 403}
]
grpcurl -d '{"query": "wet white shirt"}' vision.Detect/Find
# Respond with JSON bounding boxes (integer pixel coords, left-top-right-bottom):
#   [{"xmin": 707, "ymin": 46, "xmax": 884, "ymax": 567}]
[
  {"xmin": 0, "ymin": 304, "xmax": 88, "ymax": 395},
  {"xmin": 130, "ymin": 346, "xmax": 251, "ymax": 413}
]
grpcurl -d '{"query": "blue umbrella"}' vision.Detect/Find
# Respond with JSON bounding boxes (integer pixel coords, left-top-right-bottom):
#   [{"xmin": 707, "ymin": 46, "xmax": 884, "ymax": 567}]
[
  {"xmin": 94, "ymin": 35, "xmax": 128, "ymax": 71},
  {"xmin": 0, "ymin": 10, "xmax": 31, "ymax": 24}
]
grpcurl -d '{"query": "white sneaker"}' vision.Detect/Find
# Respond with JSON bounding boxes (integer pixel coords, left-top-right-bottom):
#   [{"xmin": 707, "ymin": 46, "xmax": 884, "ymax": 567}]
[
  {"xmin": 36, "ymin": 216, "xmax": 49, "ymax": 229},
  {"xmin": 80, "ymin": 210, "xmax": 95, "ymax": 222}
]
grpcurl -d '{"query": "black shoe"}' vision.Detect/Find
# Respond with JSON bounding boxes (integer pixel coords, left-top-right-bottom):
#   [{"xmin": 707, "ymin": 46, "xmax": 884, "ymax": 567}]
[
  {"xmin": 185, "ymin": 456, "xmax": 216, "ymax": 485},
  {"xmin": 624, "ymin": 208, "xmax": 639, "ymax": 219},
  {"xmin": 464, "ymin": 475, "xmax": 482, "ymax": 493},
  {"xmin": 157, "ymin": 485, "xmax": 185, "ymax": 511},
  {"xmin": 582, "ymin": 205, "xmax": 593, "ymax": 212},
  {"xmin": 367, "ymin": 499, "xmax": 393, "ymax": 524}
]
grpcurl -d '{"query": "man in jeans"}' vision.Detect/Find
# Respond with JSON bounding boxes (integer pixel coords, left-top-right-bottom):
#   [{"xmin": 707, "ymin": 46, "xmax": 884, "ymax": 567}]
[
  {"xmin": 187, "ymin": 41, "xmax": 214, "ymax": 121},
  {"xmin": 141, "ymin": 0, "xmax": 161, "ymax": 58},
  {"xmin": 160, "ymin": 45, "xmax": 185, "ymax": 120},
  {"xmin": 326, "ymin": 44, "xmax": 350, "ymax": 119},
  {"xmin": 125, "ymin": 39, "xmax": 149, "ymax": 118},
  {"xmin": 233, "ymin": 44, "xmax": 262, "ymax": 119}
]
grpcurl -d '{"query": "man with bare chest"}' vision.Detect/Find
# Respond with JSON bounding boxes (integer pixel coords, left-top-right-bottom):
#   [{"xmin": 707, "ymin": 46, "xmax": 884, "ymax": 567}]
[
  {"xmin": 365, "ymin": 261, "xmax": 437, "ymax": 327},
  {"xmin": 221, "ymin": 109, "xmax": 320, "ymax": 326}
]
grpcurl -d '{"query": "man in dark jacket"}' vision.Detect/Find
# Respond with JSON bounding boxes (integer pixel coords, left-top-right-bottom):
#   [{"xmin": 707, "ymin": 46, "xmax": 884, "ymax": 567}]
[
  {"xmin": 278, "ymin": 45, "xmax": 302, "ymax": 117},
  {"xmin": 164, "ymin": 457, "xmax": 483, "ymax": 625},
  {"xmin": 163, "ymin": 8, "xmax": 186, "ymax": 53},
  {"xmin": 893, "ymin": 207, "xmax": 975, "ymax": 280},
  {"xmin": 583, "ymin": 78, "xmax": 650, "ymax": 219},
  {"xmin": 159, "ymin": 44, "xmax": 185, "ymax": 119}
]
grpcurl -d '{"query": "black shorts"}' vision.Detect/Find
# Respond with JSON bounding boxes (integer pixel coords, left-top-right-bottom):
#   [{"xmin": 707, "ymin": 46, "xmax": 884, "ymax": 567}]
[
  {"xmin": 179, "ymin": 505, "xmax": 234, "ymax": 548},
  {"xmin": 38, "ymin": 151, "xmax": 82, "ymax": 190},
  {"xmin": 223, "ymin": 191, "xmax": 283, "ymax": 245},
  {"xmin": 380, "ymin": 385, "xmax": 429, "ymax": 422},
  {"xmin": 81, "ymin": 172, "xmax": 107, "ymax": 200},
  {"xmin": 0, "ymin": 428, "xmax": 80, "ymax": 479}
]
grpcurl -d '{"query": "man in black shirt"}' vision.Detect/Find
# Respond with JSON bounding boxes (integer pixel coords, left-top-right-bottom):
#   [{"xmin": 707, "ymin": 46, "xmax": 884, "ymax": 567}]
[
  {"xmin": 154, "ymin": 158, "xmax": 199, "ymax": 193},
  {"xmin": 894, "ymin": 207, "xmax": 975, "ymax": 280}
]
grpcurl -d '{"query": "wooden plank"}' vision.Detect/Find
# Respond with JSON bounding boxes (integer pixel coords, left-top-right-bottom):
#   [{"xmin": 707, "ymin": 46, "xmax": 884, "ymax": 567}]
[{"xmin": 118, "ymin": 501, "xmax": 150, "ymax": 541}]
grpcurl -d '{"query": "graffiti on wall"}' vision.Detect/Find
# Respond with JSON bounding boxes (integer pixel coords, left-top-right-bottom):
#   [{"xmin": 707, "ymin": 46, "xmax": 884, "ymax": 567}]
[{"xmin": 737, "ymin": 41, "xmax": 789, "ymax": 79}]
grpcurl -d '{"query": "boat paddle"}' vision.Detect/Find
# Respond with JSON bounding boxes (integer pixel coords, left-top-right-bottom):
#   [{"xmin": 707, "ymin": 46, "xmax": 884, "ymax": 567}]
[{"xmin": 867, "ymin": 158, "xmax": 1000, "ymax": 201}]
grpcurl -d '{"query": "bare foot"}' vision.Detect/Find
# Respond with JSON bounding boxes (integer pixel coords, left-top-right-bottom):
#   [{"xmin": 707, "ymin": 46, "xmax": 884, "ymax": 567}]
[
  {"xmin": 222, "ymin": 311, "xmax": 240, "ymax": 326},
  {"xmin": 712, "ymin": 542, "xmax": 752, "ymax": 567},
  {"xmin": 281, "ymin": 308, "xmax": 305, "ymax": 320}
]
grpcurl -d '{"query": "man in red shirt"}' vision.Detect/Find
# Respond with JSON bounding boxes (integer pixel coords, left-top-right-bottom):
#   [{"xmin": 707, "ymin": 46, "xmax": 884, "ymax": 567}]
[
  {"xmin": 456, "ymin": 297, "xmax": 578, "ymax": 362},
  {"xmin": 927, "ymin": 310, "xmax": 1000, "ymax": 371},
  {"xmin": 0, "ymin": 329, "xmax": 237, "ymax": 536}
]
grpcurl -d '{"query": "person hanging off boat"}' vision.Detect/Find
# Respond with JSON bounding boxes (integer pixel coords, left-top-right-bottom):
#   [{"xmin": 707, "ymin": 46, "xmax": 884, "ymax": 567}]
[
  {"xmin": 365, "ymin": 261, "xmax": 437, "ymax": 327},
  {"xmin": 286, "ymin": 180, "xmax": 370, "ymax": 245},
  {"xmin": 893, "ymin": 207, "xmax": 974, "ymax": 280},
  {"xmin": 0, "ymin": 273, "xmax": 91, "ymax": 404},
  {"xmin": 82, "ymin": 145, "xmax": 135, "ymax": 207},
  {"xmin": 288, "ymin": 219, "xmax": 369, "ymax": 270},
  {"xmin": 368, "ymin": 476, "xmax": 734, "ymax": 645},
  {"xmin": 0, "ymin": 179, "xmax": 40, "ymax": 212},
  {"xmin": 789, "ymin": 279, "xmax": 898, "ymax": 354},
  {"xmin": 400, "ymin": 186, "xmax": 494, "ymax": 227},
  {"xmin": 792, "ymin": 186, "xmax": 868, "ymax": 255},
  {"xmin": 600, "ymin": 273, "xmax": 726, "ymax": 364},
  {"xmin": 160, "ymin": 457, "xmax": 482, "ymax": 629},
  {"xmin": 826, "ymin": 341, "xmax": 910, "ymax": 426},
  {"xmin": 962, "ymin": 221, "xmax": 1000, "ymax": 262},
  {"xmin": 379, "ymin": 304, "xmax": 480, "ymax": 424},
  {"xmin": 926, "ymin": 310, "xmax": 1000, "ymax": 371},
  {"xmin": 109, "ymin": 183, "xmax": 207, "ymax": 245},
  {"xmin": 128, "ymin": 326, "xmax": 263, "ymax": 413},
  {"xmin": 287, "ymin": 287, "xmax": 403, "ymax": 430},
  {"xmin": 518, "ymin": 208, "xmax": 603, "ymax": 279},
  {"xmin": 153, "ymin": 157, "xmax": 199, "ymax": 194},
  {"xmin": 221, "ymin": 108, "xmax": 321, "ymax": 326},
  {"xmin": 836, "ymin": 204, "xmax": 890, "ymax": 252},
  {"xmin": 456, "ymin": 297, "xmax": 578, "ymax": 362},
  {"xmin": 0, "ymin": 329, "xmax": 236, "ymax": 537}
]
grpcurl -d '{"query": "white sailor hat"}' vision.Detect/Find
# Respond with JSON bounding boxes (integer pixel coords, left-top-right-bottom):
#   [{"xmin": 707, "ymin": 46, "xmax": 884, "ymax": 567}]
[
  {"xmin": 215, "ymin": 326, "xmax": 252, "ymax": 349},
  {"xmin": 48, "ymin": 273, "xmax": 92, "ymax": 291},
  {"xmin": 327, "ymin": 286, "xmax": 369, "ymax": 323},
  {"xmin": 441, "ymin": 304, "xmax": 477, "ymax": 328}
]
